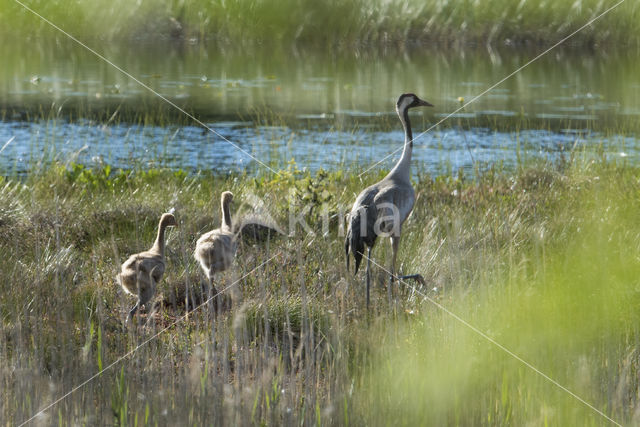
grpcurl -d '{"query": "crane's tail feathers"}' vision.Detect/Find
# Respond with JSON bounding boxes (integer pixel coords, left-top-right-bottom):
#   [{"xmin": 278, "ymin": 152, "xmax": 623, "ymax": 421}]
[
  {"xmin": 344, "ymin": 236, "xmax": 350, "ymax": 271},
  {"xmin": 347, "ymin": 211, "xmax": 366, "ymax": 275},
  {"xmin": 353, "ymin": 250, "xmax": 363, "ymax": 275}
]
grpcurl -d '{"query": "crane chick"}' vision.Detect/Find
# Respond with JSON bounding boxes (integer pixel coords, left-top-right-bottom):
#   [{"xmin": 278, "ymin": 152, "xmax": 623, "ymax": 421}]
[
  {"xmin": 194, "ymin": 191, "xmax": 237, "ymax": 298},
  {"xmin": 117, "ymin": 212, "xmax": 177, "ymax": 321}
]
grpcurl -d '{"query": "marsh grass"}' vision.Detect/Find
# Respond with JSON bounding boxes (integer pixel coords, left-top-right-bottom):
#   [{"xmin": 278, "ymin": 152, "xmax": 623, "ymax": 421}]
[
  {"xmin": 1, "ymin": 0, "xmax": 640, "ymax": 47},
  {"xmin": 355, "ymin": 162, "xmax": 640, "ymax": 425},
  {"xmin": 2, "ymin": 153, "xmax": 640, "ymax": 424}
]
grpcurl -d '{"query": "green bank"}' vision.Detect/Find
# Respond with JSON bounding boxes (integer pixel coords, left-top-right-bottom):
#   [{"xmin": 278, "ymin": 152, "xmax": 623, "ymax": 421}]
[{"xmin": 1, "ymin": 0, "xmax": 639, "ymax": 47}]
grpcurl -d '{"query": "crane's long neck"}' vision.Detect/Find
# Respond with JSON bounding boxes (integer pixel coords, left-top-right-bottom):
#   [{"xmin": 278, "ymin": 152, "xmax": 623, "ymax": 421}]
[
  {"xmin": 151, "ymin": 220, "xmax": 167, "ymax": 255},
  {"xmin": 221, "ymin": 198, "xmax": 232, "ymax": 230},
  {"xmin": 389, "ymin": 107, "xmax": 413, "ymax": 181}
]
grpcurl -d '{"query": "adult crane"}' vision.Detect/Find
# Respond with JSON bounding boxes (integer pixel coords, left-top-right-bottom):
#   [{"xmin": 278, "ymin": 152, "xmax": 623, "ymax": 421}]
[{"xmin": 345, "ymin": 93, "xmax": 433, "ymax": 308}]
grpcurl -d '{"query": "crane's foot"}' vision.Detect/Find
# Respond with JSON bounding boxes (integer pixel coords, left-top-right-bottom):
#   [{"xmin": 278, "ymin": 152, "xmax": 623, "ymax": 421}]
[
  {"xmin": 387, "ymin": 274, "xmax": 426, "ymax": 289},
  {"xmin": 398, "ymin": 274, "xmax": 426, "ymax": 287}
]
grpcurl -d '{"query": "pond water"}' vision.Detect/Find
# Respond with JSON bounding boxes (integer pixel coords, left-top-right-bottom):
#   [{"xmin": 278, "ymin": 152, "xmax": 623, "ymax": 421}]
[{"xmin": 1, "ymin": 40, "xmax": 639, "ymax": 175}]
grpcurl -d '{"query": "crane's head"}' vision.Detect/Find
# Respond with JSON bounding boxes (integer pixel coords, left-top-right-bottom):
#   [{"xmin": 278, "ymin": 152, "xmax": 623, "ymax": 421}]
[
  {"xmin": 160, "ymin": 213, "xmax": 178, "ymax": 227},
  {"xmin": 396, "ymin": 93, "xmax": 433, "ymax": 114},
  {"xmin": 221, "ymin": 191, "xmax": 234, "ymax": 206}
]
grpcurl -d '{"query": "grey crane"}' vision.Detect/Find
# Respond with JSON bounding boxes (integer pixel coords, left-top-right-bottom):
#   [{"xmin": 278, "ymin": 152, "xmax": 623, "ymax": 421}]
[
  {"xmin": 345, "ymin": 93, "xmax": 433, "ymax": 308},
  {"xmin": 117, "ymin": 212, "xmax": 177, "ymax": 321}
]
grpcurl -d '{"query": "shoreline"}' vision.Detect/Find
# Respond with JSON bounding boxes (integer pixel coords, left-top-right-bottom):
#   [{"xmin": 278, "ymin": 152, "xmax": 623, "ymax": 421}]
[{"xmin": 2, "ymin": 0, "xmax": 639, "ymax": 49}]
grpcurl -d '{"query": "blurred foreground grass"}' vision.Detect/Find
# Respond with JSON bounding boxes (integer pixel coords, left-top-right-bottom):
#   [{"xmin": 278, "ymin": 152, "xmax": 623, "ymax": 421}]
[
  {"xmin": 357, "ymin": 166, "xmax": 640, "ymax": 425},
  {"xmin": 1, "ymin": 0, "xmax": 639, "ymax": 47},
  {"xmin": 1, "ymin": 157, "xmax": 640, "ymax": 424}
]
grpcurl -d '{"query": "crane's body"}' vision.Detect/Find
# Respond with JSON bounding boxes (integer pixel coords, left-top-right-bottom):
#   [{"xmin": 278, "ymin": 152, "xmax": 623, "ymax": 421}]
[
  {"xmin": 195, "ymin": 228, "xmax": 236, "ymax": 278},
  {"xmin": 345, "ymin": 93, "xmax": 433, "ymax": 308}
]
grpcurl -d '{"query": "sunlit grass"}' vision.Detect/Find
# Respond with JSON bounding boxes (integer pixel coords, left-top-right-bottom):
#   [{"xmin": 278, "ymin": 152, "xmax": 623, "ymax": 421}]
[
  {"xmin": 355, "ymin": 161, "xmax": 640, "ymax": 425},
  {"xmin": 2, "ymin": 153, "xmax": 640, "ymax": 424}
]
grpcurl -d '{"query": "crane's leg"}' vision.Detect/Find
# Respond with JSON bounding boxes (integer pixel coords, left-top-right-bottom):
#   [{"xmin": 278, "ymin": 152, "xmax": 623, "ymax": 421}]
[
  {"xmin": 209, "ymin": 278, "xmax": 221, "ymax": 314},
  {"xmin": 127, "ymin": 301, "xmax": 140, "ymax": 323},
  {"xmin": 366, "ymin": 247, "xmax": 372, "ymax": 310},
  {"xmin": 207, "ymin": 270, "xmax": 220, "ymax": 297},
  {"xmin": 390, "ymin": 235, "xmax": 400, "ymax": 304},
  {"xmin": 209, "ymin": 280, "xmax": 220, "ymax": 300},
  {"xmin": 128, "ymin": 274, "xmax": 145, "ymax": 324},
  {"xmin": 389, "ymin": 234, "xmax": 427, "ymax": 298},
  {"xmin": 140, "ymin": 275, "xmax": 157, "ymax": 324}
]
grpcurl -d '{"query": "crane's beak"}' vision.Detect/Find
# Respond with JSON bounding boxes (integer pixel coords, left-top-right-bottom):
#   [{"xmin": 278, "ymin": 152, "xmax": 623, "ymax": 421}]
[{"xmin": 418, "ymin": 98, "xmax": 434, "ymax": 107}]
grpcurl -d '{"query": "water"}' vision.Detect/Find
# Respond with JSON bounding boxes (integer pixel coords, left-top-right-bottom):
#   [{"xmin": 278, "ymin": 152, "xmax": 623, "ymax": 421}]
[{"xmin": 1, "ymin": 40, "xmax": 639, "ymax": 175}]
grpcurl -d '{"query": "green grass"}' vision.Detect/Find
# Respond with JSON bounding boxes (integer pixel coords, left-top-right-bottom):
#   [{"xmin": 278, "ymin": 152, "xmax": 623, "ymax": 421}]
[
  {"xmin": 2, "ymin": 155, "xmax": 640, "ymax": 424},
  {"xmin": 355, "ymin": 166, "xmax": 640, "ymax": 425},
  {"xmin": 1, "ymin": 0, "xmax": 639, "ymax": 47}
]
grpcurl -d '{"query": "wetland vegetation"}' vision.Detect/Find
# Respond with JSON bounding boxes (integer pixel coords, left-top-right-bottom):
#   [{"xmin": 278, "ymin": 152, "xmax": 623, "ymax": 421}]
[
  {"xmin": 2, "ymin": 157, "xmax": 640, "ymax": 425},
  {"xmin": 2, "ymin": 0, "xmax": 640, "ymax": 425}
]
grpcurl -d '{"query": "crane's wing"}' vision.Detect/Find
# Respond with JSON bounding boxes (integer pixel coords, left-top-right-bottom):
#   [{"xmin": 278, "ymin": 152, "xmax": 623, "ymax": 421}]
[
  {"xmin": 371, "ymin": 181, "xmax": 415, "ymax": 233},
  {"xmin": 133, "ymin": 254, "xmax": 165, "ymax": 283}
]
